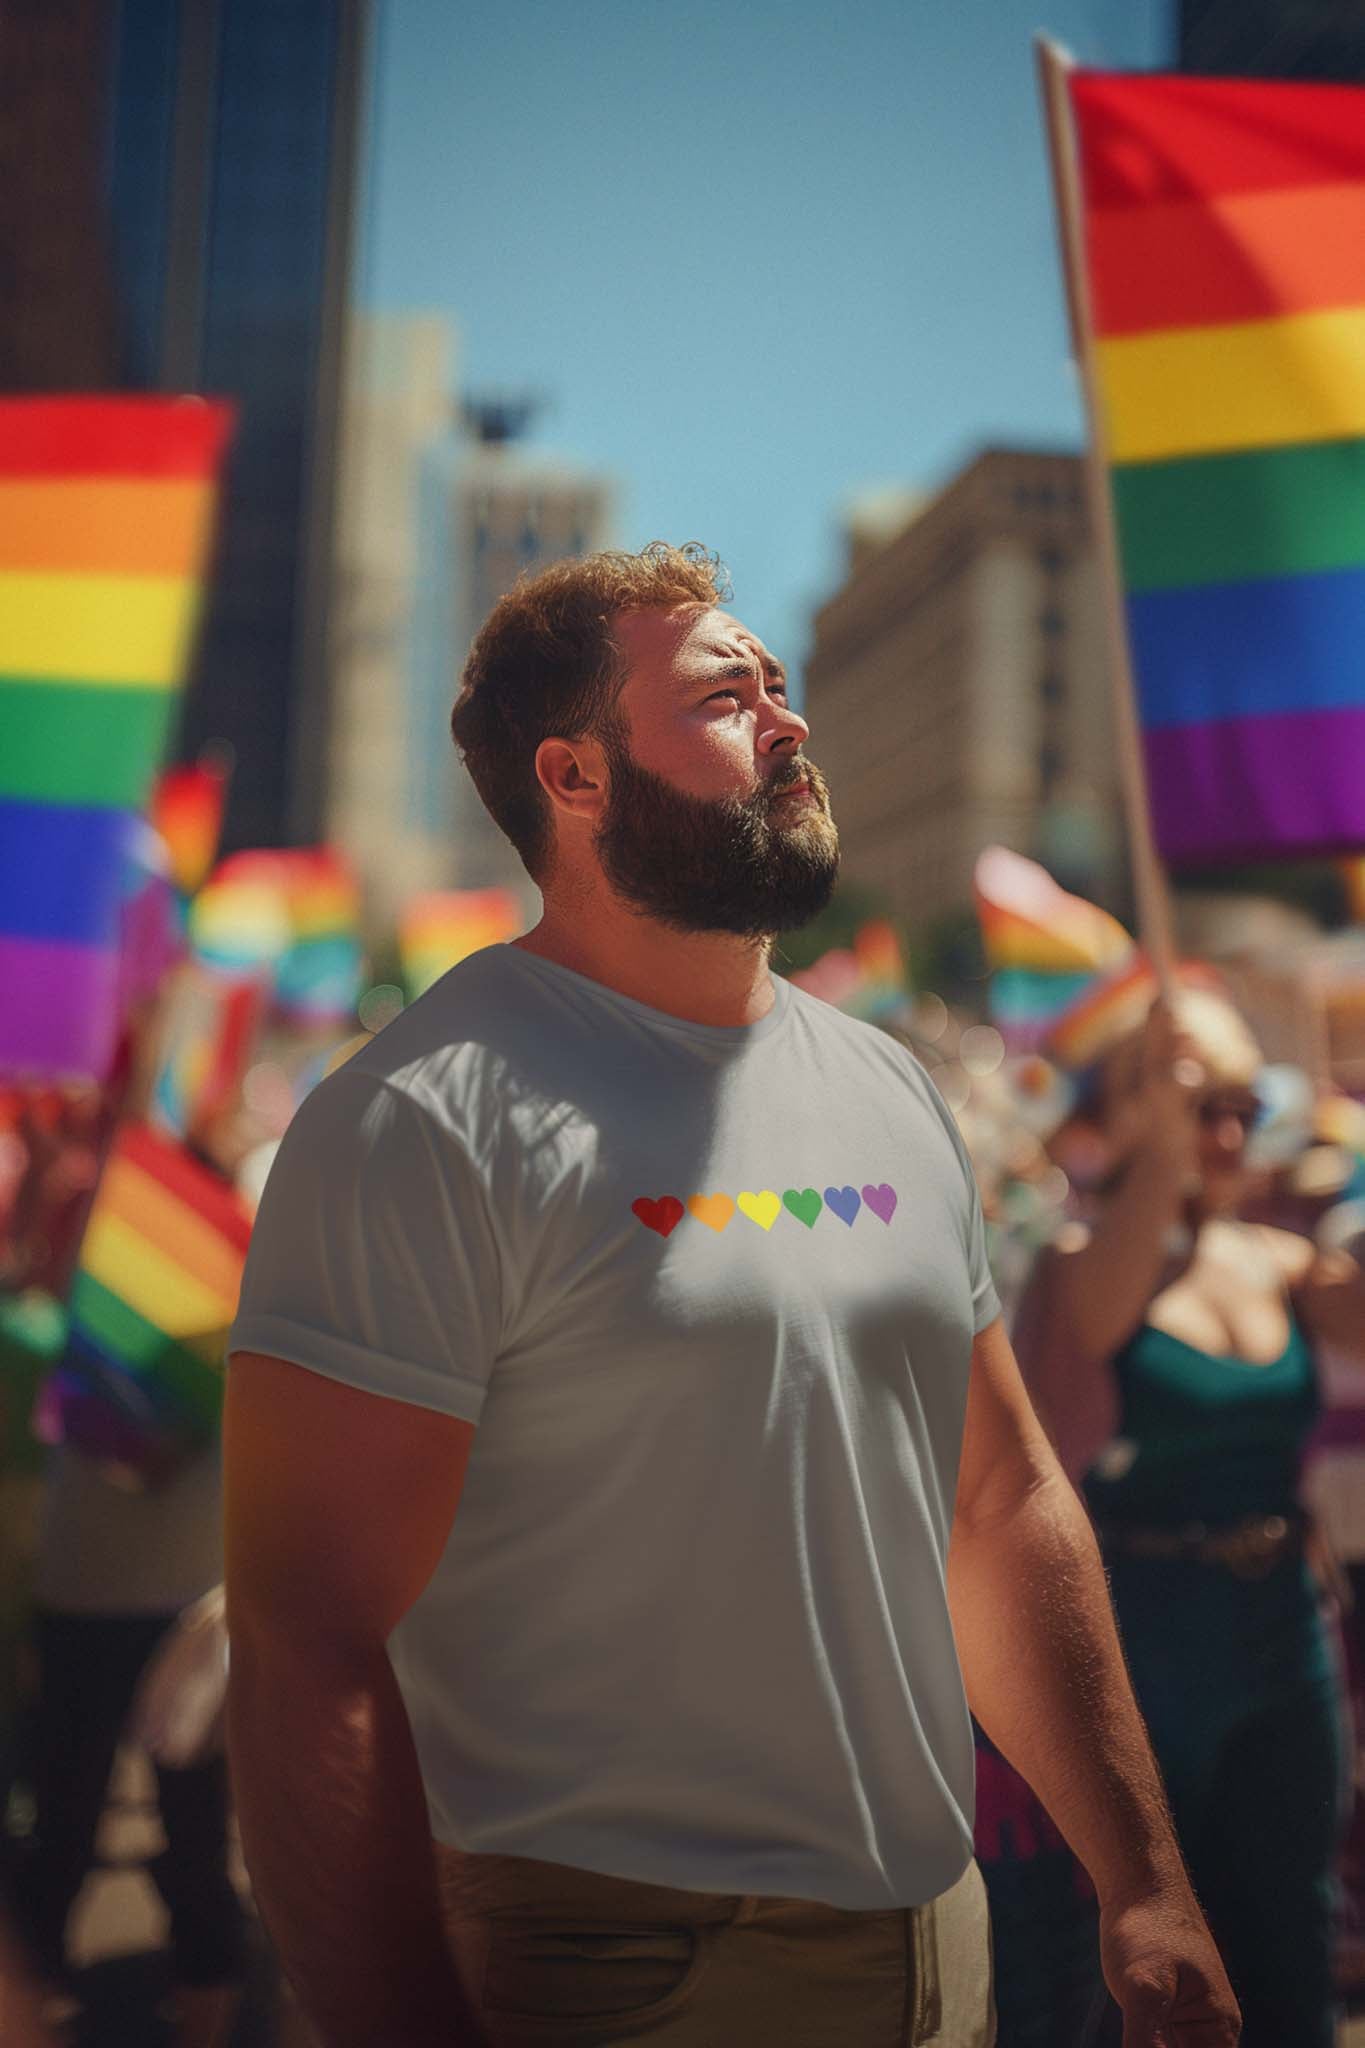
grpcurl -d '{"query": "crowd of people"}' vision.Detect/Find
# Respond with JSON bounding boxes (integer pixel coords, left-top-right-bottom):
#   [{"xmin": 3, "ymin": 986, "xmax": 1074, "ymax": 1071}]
[
  {"xmin": 0, "ymin": 551, "xmax": 1363, "ymax": 2047},
  {"xmin": 2, "ymin": 956, "xmax": 1365, "ymax": 2047}
]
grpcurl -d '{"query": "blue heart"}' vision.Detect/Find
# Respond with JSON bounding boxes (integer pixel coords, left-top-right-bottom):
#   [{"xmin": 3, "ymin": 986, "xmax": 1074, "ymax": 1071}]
[{"xmin": 824, "ymin": 1184, "xmax": 861, "ymax": 1227}]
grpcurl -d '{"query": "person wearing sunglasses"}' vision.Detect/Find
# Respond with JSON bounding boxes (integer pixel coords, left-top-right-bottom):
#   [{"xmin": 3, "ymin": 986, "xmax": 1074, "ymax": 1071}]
[{"xmin": 1012, "ymin": 986, "xmax": 1365, "ymax": 2048}]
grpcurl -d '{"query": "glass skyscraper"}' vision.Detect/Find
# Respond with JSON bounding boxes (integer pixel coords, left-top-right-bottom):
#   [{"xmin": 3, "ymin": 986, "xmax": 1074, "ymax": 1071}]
[{"xmin": 105, "ymin": 0, "xmax": 368, "ymax": 850}]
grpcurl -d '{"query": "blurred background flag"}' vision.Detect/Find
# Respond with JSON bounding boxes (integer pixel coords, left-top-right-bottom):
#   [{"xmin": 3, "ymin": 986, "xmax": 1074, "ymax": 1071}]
[
  {"xmin": 151, "ymin": 969, "xmax": 268, "ymax": 1143},
  {"xmin": 188, "ymin": 850, "xmax": 293, "ymax": 981},
  {"xmin": 0, "ymin": 397, "xmax": 233, "ymax": 1080},
  {"xmin": 187, "ymin": 845, "xmax": 364, "ymax": 1031},
  {"xmin": 45, "ymin": 1130, "xmax": 254, "ymax": 1482},
  {"xmin": 973, "ymin": 844, "xmax": 1135, "ymax": 1051},
  {"xmin": 41, "ymin": 1121, "xmax": 253, "ymax": 1484},
  {"xmin": 850, "ymin": 919, "xmax": 910, "ymax": 1017},
  {"xmin": 271, "ymin": 847, "xmax": 365, "ymax": 1030},
  {"xmin": 399, "ymin": 887, "xmax": 521, "ymax": 999},
  {"xmin": 1071, "ymin": 72, "xmax": 1365, "ymax": 865},
  {"xmin": 150, "ymin": 756, "xmax": 230, "ymax": 900}
]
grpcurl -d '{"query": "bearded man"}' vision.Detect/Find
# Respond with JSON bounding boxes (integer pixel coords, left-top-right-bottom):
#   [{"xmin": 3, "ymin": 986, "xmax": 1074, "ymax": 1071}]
[{"xmin": 224, "ymin": 544, "xmax": 1238, "ymax": 2047}]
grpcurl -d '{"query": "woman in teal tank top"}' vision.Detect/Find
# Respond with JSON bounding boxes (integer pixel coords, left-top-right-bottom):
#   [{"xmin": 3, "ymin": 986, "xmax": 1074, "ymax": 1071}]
[{"xmin": 1008, "ymin": 988, "xmax": 1365, "ymax": 2048}]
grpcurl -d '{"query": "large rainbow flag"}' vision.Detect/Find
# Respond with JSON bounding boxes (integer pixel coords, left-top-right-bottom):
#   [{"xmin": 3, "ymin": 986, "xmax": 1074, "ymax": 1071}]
[
  {"xmin": 0, "ymin": 398, "xmax": 232, "ymax": 1079},
  {"xmin": 43, "ymin": 1121, "xmax": 253, "ymax": 1483},
  {"xmin": 1071, "ymin": 73, "xmax": 1365, "ymax": 865}
]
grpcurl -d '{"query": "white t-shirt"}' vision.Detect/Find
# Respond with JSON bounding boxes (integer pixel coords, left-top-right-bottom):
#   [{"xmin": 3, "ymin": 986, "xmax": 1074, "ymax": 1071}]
[{"xmin": 230, "ymin": 944, "xmax": 1000, "ymax": 1909}]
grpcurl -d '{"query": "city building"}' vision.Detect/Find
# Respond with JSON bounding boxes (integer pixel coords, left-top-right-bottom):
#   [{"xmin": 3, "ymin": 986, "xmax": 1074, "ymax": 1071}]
[
  {"xmin": 103, "ymin": 0, "xmax": 369, "ymax": 852},
  {"xmin": 0, "ymin": 1, "xmax": 119, "ymax": 390},
  {"xmin": 803, "ymin": 448, "xmax": 1120, "ymax": 940},
  {"xmin": 1179, "ymin": 0, "xmax": 1365, "ymax": 79},
  {"xmin": 327, "ymin": 312, "xmax": 462, "ymax": 936},
  {"xmin": 447, "ymin": 412, "xmax": 615, "ymax": 891}
]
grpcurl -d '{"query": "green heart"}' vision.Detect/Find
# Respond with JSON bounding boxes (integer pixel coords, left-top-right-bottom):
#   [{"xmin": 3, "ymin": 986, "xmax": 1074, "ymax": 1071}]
[{"xmin": 782, "ymin": 1187, "xmax": 823, "ymax": 1229}]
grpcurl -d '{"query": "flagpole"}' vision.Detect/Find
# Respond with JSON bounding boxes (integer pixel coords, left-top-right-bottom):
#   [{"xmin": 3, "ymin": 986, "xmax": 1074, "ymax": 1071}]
[{"xmin": 1034, "ymin": 34, "xmax": 1178, "ymax": 992}]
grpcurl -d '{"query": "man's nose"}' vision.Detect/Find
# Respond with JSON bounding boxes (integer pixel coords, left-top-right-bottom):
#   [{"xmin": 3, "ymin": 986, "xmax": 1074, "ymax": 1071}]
[{"xmin": 757, "ymin": 696, "xmax": 810, "ymax": 754}]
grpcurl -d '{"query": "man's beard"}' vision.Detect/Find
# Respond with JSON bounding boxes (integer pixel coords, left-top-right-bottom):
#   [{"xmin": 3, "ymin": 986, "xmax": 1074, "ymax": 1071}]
[{"xmin": 594, "ymin": 735, "xmax": 840, "ymax": 939}]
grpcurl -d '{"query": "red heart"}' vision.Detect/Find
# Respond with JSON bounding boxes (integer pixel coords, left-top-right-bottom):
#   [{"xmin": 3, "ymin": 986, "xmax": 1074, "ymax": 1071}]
[{"xmin": 632, "ymin": 1195, "xmax": 684, "ymax": 1239}]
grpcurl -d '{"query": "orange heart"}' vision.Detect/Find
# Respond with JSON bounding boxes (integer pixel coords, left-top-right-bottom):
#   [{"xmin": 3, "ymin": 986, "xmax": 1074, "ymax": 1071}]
[{"xmin": 687, "ymin": 1192, "xmax": 735, "ymax": 1233}]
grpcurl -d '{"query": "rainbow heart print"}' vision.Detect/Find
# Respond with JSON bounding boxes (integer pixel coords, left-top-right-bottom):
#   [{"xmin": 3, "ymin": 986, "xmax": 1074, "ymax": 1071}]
[{"xmin": 632, "ymin": 1184, "xmax": 898, "ymax": 1239}]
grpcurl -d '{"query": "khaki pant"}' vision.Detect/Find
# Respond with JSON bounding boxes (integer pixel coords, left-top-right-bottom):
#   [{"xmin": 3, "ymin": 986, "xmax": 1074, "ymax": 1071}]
[{"xmin": 436, "ymin": 1845, "xmax": 995, "ymax": 2046}]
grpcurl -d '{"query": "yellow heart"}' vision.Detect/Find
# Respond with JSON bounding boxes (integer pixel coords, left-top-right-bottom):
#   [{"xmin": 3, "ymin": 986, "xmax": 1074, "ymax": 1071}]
[
  {"xmin": 737, "ymin": 1189, "xmax": 781, "ymax": 1232},
  {"xmin": 687, "ymin": 1192, "xmax": 735, "ymax": 1233}
]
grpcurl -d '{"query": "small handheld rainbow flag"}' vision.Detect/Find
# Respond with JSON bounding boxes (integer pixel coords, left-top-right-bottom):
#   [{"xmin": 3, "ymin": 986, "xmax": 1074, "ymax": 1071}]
[
  {"xmin": 45, "ymin": 1121, "xmax": 253, "ymax": 1482},
  {"xmin": 0, "ymin": 398, "xmax": 232, "ymax": 1080},
  {"xmin": 973, "ymin": 846, "xmax": 1135, "ymax": 1052},
  {"xmin": 400, "ymin": 887, "xmax": 521, "ymax": 999},
  {"xmin": 189, "ymin": 845, "xmax": 363, "ymax": 1029},
  {"xmin": 1071, "ymin": 72, "xmax": 1365, "ymax": 864},
  {"xmin": 973, "ymin": 845, "xmax": 1228, "ymax": 1069},
  {"xmin": 272, "ymin": 848, "xmax": 364, "ymax": 1029},
  {"xmin": 150, "ymin": 758, "xmax": 230, "ymax": 899}
]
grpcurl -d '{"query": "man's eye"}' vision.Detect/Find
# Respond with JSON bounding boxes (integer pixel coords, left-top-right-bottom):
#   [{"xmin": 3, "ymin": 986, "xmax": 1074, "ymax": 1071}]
[{"xmin": 706, "ymin": 689, "xmax": 741, "ymax": 704}]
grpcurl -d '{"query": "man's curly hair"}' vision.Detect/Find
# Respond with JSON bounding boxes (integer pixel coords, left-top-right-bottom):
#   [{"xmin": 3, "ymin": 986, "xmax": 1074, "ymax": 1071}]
[{"xmin": 451, "ymin": 541, "xmax": 729, "ymax": 881}]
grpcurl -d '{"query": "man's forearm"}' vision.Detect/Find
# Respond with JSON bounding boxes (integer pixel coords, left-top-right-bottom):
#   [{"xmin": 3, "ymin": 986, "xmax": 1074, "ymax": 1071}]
[
  {"xmin": 947, "ymin": 1463, "xmax": 1184, "ymax": 1905},
  {"xmin": 228, "ymin": 1623, "xmax": 473, "ymax": 2047}
]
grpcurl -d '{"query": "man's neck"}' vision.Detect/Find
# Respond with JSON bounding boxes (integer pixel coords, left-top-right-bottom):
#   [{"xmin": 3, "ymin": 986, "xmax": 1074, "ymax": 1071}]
[{"xmin": 513, "ymin": 893, "xmax": 777, "ymax": 1029}]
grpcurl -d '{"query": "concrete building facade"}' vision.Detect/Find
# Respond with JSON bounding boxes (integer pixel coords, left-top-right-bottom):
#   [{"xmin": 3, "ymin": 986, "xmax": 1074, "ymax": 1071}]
[
  {"xmin": 803, "ymin": 448, "xmax": 1121, "ymax": 939},
  {"xmin": 447, "ymin": 442, "xmax": 615, "ymax": 892},
  {"xmin": 105, "ymin": 0, "xmax": 370, "ymax": 853},
  {"xmin": 327, "ymin": 312, "xmax": 460, "ymax": 935}
]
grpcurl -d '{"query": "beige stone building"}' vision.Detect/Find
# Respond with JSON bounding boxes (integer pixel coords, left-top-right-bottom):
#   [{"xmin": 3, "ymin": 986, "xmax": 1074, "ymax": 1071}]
[
  {"xmin": 804, "ymin": 447, "xmax": 1121, "ymax": 940},
  {"xmin": 326, "ymin": 311, "xmax": 460, "ymax": 935},
  {"xmin": 447, "ymin": 440, "xmax": 615, "ymax": 892}
]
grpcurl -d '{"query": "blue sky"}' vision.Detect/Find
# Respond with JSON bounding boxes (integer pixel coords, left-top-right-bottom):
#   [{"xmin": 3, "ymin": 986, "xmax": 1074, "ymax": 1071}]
[{"xmin": 357, "ymin": 0, "xmax": 1169, "ymax": 684}]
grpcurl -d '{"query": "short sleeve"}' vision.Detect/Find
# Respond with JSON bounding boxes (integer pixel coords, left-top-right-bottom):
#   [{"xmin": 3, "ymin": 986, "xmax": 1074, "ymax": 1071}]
[
  {"xmin": 228, "ymin": 1070, "xmax": 503, "ymax": 1424},
  {"xmin": 900, "ymin": 1045, "xmax": 1002, "ymax": 1336},
  {"xmin": 963, "ymin": 1166, "xmax": 1002, "ymax": 1334}
]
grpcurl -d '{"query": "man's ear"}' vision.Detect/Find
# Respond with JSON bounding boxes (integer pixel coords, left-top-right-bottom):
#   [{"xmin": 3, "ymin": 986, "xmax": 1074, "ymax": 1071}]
[{"xmin": 534, "ymin": 736, "xmax": 607, "ymax": 824}]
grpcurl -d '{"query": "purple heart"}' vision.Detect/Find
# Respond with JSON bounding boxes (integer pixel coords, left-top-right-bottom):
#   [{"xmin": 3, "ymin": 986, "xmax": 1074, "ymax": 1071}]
[
  {"xmin": 824, "ymin": 1184, "xmax": 861, "ymax": 1227},
  {"xmin": 862, "ymin": 1182, "xmax": 898, "ymax": 1224}
]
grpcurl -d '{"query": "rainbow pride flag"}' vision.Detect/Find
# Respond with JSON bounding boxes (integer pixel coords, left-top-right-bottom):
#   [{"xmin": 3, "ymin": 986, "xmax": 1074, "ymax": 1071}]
[
  {"xmin": 152, "ymin": 966, "xmax": 267, "ymax": 1140},
  {"xmin": 189, "ymin": 845, "xmax": 363, "ymax": 1028},
  {"xmin": 48, "ymin": 1130, "xmax": 252, "ymax": 1482},
  {"xmin": 273, "ymin": 848, "xmax": 364, "ymax": 1028},
  {"xmin": 1071, "ymin": 73, "xmax": 1365, "ymax": 864},
  {"xmin": 973, "ymin": 846, "xmax": 1135, "ymax": 1051},
  {"xmin": 49, "ymin": 1122, "xmax": 253, "ymax": 1481},
  {"xmin": 151, "ymin": 758, "xmax": 229, "ymax": 899},
  {"xmin": 400, "ymin": 887, "xmax": 522, "ymax": 1000},
  {"xmin": 0, "ymin": 398, "xmax": 232, "ymax": 1079},
  {"xmin": 189, "ymin": 849, "xmax": 293, "ymax": 978}
]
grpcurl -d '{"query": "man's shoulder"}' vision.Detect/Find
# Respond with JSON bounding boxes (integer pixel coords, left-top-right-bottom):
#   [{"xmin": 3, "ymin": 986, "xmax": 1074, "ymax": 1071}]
[
  {"xmin": 786, "ymin": 983, "xmax": 932, "ymax": 1089},
  {"xmin": 301, "ymin": 947, "xmax": 524, "ymax": 1141}
]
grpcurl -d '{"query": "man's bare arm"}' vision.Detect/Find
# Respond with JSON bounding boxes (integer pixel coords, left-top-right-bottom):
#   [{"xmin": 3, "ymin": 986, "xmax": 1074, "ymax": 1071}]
[
  {"xmin": 948, "ymin": 1318, "xmax": 1239, "ymax": 2045},
  {"xmin": 224, "ymin": 1353, "xmax": 477, "ymax": 2048}
]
